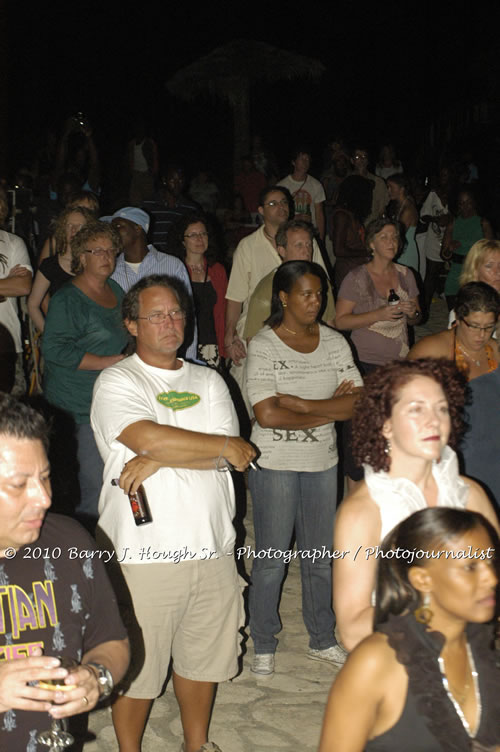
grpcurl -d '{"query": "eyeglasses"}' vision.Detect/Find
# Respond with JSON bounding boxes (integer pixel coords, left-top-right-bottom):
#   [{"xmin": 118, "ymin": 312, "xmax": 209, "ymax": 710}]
[
  {"xmin": 264, "ymin": 199, "xmax": 288, "ymax": 208},
  {"xmin": 137, "ymin": 310, "xmax": 185, "ymax": 324},
  {"xmin": 84, "ymin": 248, "xmax": 117, "ymax": 257},
  {"xmin": 184, "ymin": 231, "xmax": 208, "ymax": 239},
  {"xmin": 461, "ymin": 318, "xmax": 496, "ymax": 333}
]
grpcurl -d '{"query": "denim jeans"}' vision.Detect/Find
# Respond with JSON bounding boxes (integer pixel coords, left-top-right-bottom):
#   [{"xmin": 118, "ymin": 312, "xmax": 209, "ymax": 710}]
[
  {"xmin": 76, "ymin": 423, "xmax": 104, "ymax": 527},
  {"xmin": 249, "ymin": 465, "xmax": 337, "ymax": 654}
]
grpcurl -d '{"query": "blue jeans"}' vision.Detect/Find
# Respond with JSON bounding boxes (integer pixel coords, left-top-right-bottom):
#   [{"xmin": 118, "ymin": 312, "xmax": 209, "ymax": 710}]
[
  {"xmin": 76, "ymin": 423, "xmax": 104, "ymax": 526},
  {"xmin": 249, "ymin": 466, "xmax": 337, "ymax": 654}
]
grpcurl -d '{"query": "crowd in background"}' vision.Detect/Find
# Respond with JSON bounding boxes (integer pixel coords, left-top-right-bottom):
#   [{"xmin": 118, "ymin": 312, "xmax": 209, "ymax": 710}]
[{"xmin": 1, "ymin": 115, "xmax": 500, "ymax": 751}]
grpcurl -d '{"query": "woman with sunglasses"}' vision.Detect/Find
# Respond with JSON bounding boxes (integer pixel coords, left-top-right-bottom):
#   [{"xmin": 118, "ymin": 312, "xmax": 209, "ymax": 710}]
[
  {"xmin": 409, "ymin": 282, "xmax": 500, "ymax": 504},
  {"xmin": 42, "ymin": 221, "xmax": 128, "ymax": 527}
]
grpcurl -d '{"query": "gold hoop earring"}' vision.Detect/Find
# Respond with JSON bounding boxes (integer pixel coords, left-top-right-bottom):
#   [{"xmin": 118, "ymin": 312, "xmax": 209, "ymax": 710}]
[{"xmin": 414, "ymin": 593, "xmax": 433, "ymax": 625}]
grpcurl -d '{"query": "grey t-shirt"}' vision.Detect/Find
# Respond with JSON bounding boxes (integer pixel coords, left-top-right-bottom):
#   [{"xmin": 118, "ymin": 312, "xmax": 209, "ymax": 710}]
[{"xmin": 247, "ymin": 325, "xmax": 362, "ymax": 471}]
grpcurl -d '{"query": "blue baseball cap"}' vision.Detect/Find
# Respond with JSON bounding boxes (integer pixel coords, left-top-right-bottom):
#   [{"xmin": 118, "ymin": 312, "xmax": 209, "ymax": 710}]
[{"xmin": 101, "ymin": 207, "xmax": 150, "ymax": 233}]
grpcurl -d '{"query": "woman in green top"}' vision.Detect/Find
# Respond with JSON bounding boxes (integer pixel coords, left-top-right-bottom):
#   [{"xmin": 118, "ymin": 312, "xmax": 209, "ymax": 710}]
[
  {"xmin": 43, "ymin": 221, "xmax": 128, "ymax": 527},
  {"xmin": 441, "ymin": 188, "xmax": 493, "ymax": 311}
]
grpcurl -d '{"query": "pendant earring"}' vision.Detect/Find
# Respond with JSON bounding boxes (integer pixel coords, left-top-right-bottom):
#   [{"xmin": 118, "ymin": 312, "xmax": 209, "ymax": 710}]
[
  {"xmin": 414, "ymin": 593, "xmax": 433, "ymax": 625},
  {"xmin": 384, "ymin": 438, "xmax": 391, "ymax": 455}
]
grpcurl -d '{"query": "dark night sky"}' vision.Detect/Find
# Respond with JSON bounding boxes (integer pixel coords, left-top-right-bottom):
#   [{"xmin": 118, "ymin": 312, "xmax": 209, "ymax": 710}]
[{"xmin": 9, "ymin": 2, "xmax": 500, "ymax": 184}]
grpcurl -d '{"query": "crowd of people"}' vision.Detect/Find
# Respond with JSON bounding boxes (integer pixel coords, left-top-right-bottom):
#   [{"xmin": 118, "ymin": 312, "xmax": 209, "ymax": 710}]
[{"xmin": 1, "ymin": 124, "xmax": 500, "ymax": 752}]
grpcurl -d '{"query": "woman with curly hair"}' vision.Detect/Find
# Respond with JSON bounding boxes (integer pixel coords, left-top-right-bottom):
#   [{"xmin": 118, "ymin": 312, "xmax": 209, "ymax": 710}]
[
  {"xmin": 409, "ymin": 282, "xmax": 500, "ymax": 506},
  {"xmin": 170, "ymin": 213, "xmax": 227, "ymax": 368},
  {"xmin": 42, "ymin": 221, "xmax": 127, "ymax": 527},
  {"xmin": 28, "ymin": 206, "xmax": 94, "ymax": 332},
  {"xmin": 332, "ymin": 358, "xmax": 498, "ymax": 653},
  {"xmin": 321, "ymin": 507, "xmax": 500, "ymax": 752}
]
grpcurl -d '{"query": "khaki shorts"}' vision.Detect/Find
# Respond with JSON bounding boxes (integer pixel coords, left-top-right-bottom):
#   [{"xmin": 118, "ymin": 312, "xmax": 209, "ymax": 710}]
[{"xmin": 113, "ymin": 555, "xmax": 245, "ymax": 699}]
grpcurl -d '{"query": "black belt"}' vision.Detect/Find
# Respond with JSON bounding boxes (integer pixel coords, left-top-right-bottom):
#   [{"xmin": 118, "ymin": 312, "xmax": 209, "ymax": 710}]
[{"xmin": 450, "ymin": 252, "xmax": 466, "ymax": 264}]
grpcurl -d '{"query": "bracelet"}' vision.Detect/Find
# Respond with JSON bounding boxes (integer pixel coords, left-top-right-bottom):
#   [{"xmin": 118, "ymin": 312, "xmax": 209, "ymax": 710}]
[{"xmin": 215, "ymin": 436, "xmax": 230, "ymax": 471}]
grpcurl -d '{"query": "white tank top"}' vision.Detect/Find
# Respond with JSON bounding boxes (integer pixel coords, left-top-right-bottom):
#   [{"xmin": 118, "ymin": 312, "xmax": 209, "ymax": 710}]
[{"xmin": 364, "ymin": 446, "xmax": 470, "ymax": 543}]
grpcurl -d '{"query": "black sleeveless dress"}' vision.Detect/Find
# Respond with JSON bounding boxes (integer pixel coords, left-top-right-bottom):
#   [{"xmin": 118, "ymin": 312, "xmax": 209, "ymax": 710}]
[{"xmin": 365, "ymin": 613, "xmax": 500, "ymax": 752}]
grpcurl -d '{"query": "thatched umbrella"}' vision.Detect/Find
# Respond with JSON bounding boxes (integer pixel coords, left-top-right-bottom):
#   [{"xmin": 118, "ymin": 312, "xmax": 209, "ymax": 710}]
[{"xmin": 166, "ymin": 39, "xmax": 325, "ymax": 170}]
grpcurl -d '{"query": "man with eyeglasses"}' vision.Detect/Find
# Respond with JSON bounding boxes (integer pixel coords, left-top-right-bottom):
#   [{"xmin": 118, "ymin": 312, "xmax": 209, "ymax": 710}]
[
  {"xmin": 225, "ymin": 186, "xmax": 329, "ymax": 408},
  {"xmin": 103, "ymin": 207, "xmax": 198, "ymax": 361},
  {"xmin": 244, "ymin": 219, "xmax": 336, "ymax": 341},
  {"xmin": 91, "ymin": 274, "xmax": 256, "ymax": 752}
]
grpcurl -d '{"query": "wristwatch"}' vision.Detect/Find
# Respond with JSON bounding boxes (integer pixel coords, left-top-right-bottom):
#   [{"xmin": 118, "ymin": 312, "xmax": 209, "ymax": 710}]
[{"xmin": 85, "ymin": 662, "xmax": 114, "ymax": 698}]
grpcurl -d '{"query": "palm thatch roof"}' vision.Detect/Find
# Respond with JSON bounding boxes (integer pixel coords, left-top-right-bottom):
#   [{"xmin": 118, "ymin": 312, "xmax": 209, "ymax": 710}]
[{"xmin": 166, "ymin": 39, "xmax": 325, "ymax": 106}]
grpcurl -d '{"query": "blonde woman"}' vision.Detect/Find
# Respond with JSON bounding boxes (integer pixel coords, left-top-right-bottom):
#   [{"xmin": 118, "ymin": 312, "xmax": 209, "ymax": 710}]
[{"xmin": 28, "ymin": 206, "xmax": 94, "ymax": 332}]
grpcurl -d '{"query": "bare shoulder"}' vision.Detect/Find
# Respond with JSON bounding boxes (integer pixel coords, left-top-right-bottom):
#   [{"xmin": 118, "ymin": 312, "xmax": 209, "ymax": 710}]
[
  {"xmin": 338, "ymin": 632, "xmax": 399, "ymax": 686},
  {"xmin": 490, "ymin": 339, "xmax": 500, "ymax": 359},
  {"xmin": 336, "ymin": 482, "xmax": 379, "ymax": 526},
  {"xmin": 408, "ymin": 329, "xmax": 452, "ymax": 359},
  {"xmin": 335, "ymin": 482, "xmax": 381, "ymax": 552}
]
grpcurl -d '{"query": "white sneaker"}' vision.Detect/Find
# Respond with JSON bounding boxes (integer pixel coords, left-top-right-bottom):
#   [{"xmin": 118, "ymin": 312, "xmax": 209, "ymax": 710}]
[
  {"xmin": 307, "ymin": 644, "xmax": 347, "ymax": 666},
  {"xmin": 251, "ymin": 653, "xmax": 275, "ymax": 676}
]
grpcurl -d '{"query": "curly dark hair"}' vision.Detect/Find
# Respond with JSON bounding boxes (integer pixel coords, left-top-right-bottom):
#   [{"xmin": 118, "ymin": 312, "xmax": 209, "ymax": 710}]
[
  {"xmin": 70, "ymin": 221, "xmax": 121, "ymax": 275},
  {"xmin": 351, "ymin": 359, "xmax": 467, "ymax": 472}
]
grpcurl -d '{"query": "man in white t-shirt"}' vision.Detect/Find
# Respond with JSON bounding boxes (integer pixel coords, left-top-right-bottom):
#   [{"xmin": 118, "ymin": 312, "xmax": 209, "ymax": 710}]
[
  {"xmin": 91, "ymin": 274, "xmax": 255, "ymax": 752},
  {"xmin": 278, "ymin": 148, "xmax": 326, "ymax": 240},
  {"xmin": 0, "ymin": 230, "xmax": 32, "ymax": 354},
  {"xmin": 0, "ymin": 227, "xmax": 33, "ymax": 392}
]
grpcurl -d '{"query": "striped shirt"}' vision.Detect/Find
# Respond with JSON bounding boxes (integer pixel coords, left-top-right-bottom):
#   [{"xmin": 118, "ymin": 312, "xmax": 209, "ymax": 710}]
[
  {"xmin": 111, "ymin": 245, "xmax": 198, "ymax": 361},
  {"xmin": 142, "ymin": 197, "xmax": 199, "ymax": 252}
]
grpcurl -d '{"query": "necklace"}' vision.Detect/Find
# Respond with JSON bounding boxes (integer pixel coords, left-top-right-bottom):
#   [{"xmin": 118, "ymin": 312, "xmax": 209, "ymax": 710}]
[
  {"xmin": 280, "ymin": 323, "xmax": 316, "ymax": 336},
  {"xmin": 263, "ymin": 227, "xmax": 277, "ymax": 246},
  {"xmin": 187, "ymin": 262, "xmax": 204, "ymax": 274},
  {"xmin": 438, "ymin": 642, "xmax": 481, "ymax": 737},
  {"xmin": 457, "ymin": 340, "xmax": 483, "ymax": 368}
]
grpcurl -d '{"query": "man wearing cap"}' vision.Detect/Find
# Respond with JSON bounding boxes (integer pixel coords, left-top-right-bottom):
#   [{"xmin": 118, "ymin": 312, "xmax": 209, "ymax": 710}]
[{"xmin": 104, "ymin": 207, "xmax": 198, "ymax": 360}]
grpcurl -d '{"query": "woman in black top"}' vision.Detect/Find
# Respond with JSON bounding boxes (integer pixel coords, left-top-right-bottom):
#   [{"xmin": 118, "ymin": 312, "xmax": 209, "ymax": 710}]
[
  {"xmin": 320, "ymin": 507, "xmax": 500, "ymax": 752},
  {"xmin": 28, "ymin": 206, "xmax": 94, "ymax": 332}
]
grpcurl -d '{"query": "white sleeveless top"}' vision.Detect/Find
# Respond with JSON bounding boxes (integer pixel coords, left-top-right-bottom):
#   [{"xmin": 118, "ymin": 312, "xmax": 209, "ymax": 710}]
[{"xmin": 364, "ymin": 446, "xmax": 470, "ymax": 542}]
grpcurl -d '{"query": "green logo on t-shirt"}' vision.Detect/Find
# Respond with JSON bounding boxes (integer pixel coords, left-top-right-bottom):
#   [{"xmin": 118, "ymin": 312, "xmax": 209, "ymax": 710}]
[{"xmin": 156, "ymin": 391, "xmax": 200, "ymax": 410}]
